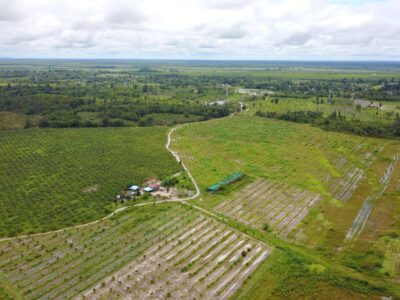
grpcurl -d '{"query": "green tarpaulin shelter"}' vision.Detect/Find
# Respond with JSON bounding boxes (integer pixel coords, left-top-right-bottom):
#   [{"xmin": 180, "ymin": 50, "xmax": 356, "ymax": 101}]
[{"xmin": 206, "ymin": 172, "xmax": 245, "ymax": 192}]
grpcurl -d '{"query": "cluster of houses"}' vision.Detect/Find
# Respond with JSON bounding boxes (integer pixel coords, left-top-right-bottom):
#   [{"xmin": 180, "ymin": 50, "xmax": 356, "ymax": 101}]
[{"xmin": 117, "ymin": 177, "xmax": 162, "ymax": 201}]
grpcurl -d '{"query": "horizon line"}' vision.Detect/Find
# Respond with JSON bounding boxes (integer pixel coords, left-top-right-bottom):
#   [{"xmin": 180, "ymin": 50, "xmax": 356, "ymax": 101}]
[{"xmin": 1, "ymin": 57, "xmax": 400, "ymax": 63}]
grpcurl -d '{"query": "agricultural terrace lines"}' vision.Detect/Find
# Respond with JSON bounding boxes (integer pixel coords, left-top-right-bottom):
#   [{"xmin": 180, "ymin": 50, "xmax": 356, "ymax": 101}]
[
  {"xmin": 330, "ymin": 166, "xmax": 365, "ymax": 202},
  {"xmin": 328, "ymin": 144, "xmax": 382, "ymax": 202},
  {"xmin": 344, "ymin": 154, "xmax": 399, "ymax": 243},
  {"xmin": 79, "ymin": 215, "xmax": 272, "ymax": 300},
  {"xmin": 0, "ymin": 204, "xmax": 273, "ymax": 300},
  {"xmin": 215, "ymin": 179, "xmax": 321, "ymax": 238},
  {"xmin": 0, "ymin": 205, "xmax": 198, "ymax": 299}
]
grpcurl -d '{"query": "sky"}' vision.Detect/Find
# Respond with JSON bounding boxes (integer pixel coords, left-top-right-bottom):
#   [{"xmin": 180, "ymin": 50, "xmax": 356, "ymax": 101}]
[{"xmin": 0, "ymin": 0, "xmax": 399, "ymax": 60}]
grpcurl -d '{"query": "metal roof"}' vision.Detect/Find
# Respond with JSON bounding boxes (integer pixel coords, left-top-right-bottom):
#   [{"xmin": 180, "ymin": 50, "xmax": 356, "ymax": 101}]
[{"xmin": 206, "ymin": 172, "xmax": 245, "ymax": 192}]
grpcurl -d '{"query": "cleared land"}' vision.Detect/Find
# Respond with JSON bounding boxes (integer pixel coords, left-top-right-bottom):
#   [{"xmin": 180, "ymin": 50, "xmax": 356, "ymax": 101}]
[
  {"xmin": 172, "ymin": 115, "xmax": 400, "ymax": 276},
  {"xmin": 0, "ymin": 127, "xmax": 181, "ymax": 237},
  {"xmin": 248, "ymin": 97, "xmax": 400, "ymax": 125},
  {"xmin": 80, "ymin": 212, "xmax": 272, "ymax": 300},
  {"xmin": 215, "ymin": 179, "xmax": 321, "ymax": 238},
  {"xmin": 171, "ymin": 114, "xmax": 385, "ymax": 195},
  {"xmin": 326, "ymin": 144, "xmax": 379, "ymax": 202},
  {"xmin": 343, "ymin": 154, "xmax": 399, "ymax": 243},
  {"xmin": 0, "ymin": 204, "xmax": 195, "ymax": 299},
  {"xmin": 0, "ymin": 204, "xmax": 272, "ymax": 300}
]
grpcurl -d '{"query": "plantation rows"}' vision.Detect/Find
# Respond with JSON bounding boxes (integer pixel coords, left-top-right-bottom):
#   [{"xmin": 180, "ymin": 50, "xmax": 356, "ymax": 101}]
[
  {"xmin": 0, "ymin": 127, "xmax": 181, "ymax": 237},
  {"xmin": 344, "ymin": 196, "xmax": 373, "ymax": 242},
  {"xmin": 345, "ymin": 154, "xmax": 399, "ymax": 242},
  {"xmin": 380, "ymin": 154, "xmax": 399, "ymax": 192},
  {"xmin": 80, "ymin": 214, "xmax": 272, "ymax": 300},
  {"xmin": 329, "ymin": 165, "xmax": 365, "ymax": 201},
  {"xmin": 0, "ymin": 204, "xmax": 196, "ymax": 299},
  {"xmin": 215, "ymin": 179, "xmax": 321, "ymax": 238},
  {"xmin": 328, "ymin": 144, "xmax": 384, "ymax": 202}
]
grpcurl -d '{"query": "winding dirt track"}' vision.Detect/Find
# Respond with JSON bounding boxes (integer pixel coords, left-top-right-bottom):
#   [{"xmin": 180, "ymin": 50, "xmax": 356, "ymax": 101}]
[
  {"xmin": 0, "ymin": 125, "xmax": 201, "ymax": 242},
  {"xmin": 166, "ymin": 125, "xmax": 200, "ymax": 200}
]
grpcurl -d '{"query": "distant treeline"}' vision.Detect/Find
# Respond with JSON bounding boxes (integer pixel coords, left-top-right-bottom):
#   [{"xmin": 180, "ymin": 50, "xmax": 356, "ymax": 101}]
[
  {"xmin": 0, "ymin": 86, "xmax": 235, "ymax": 128},
  {"xmin": 255, "ymin": 110, "xmax": 400, "ymax": 138},
  {"xmin": 25, "ymin": 102, "xmax": 232, "ymax": 128},
  {"xmin": 2, "ymin": 65, "xmax": 399, "ymax": 129}
]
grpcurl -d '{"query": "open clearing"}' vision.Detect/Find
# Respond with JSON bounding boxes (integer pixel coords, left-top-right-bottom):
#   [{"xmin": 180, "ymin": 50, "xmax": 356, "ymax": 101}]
[
  {"xmin": 171, "ymin": 115, "xmax": 400, "ymax": 270},
  {"xmin": 215, "ymin": 179, "xmax": 321, "ymax": 238},
  {"xmin": 171, "ymin": 114, "xmax": 386, "ymax": 196}
]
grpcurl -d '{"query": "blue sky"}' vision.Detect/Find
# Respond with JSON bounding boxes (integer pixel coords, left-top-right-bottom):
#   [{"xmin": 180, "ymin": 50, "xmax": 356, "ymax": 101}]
[{"xmin": 0, "ymin": 0, "xmax": 399, "ymax": 60}]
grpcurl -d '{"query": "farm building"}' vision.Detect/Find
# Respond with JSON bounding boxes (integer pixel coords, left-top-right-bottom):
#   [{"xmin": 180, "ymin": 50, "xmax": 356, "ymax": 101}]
[
  {"xmin": 144, "ymin": 176, "xmax": 159, "ymax": 186},
  {"xmin": 128, "ymin": 185, "xmax": 140, "ymax": 191},
  {"xmin": 206, "ymin": 172, "xmax": 245, "ymax": 192},
  {"xmin": 149, "ymin": 183, "xmax": 160, "ymax": 191}
]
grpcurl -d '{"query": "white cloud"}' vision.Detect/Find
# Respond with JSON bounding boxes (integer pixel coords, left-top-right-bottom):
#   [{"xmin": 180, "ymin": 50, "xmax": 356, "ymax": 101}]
[
  {"xmin": 0, "ymin": 0, "xmax": 25, "ymax": 21},
  {"xmin": 0, "ymin": 0, "xmax": 399, "ymax": 59}
]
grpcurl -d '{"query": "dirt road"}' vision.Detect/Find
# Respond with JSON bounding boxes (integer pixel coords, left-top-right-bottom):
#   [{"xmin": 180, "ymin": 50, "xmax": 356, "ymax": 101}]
[{"xmin": 0, "ymin": 125, "xmax": 201, "ymax": 242}]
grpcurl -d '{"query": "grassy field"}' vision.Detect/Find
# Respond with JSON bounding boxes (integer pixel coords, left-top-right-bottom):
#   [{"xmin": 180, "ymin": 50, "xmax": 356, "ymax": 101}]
[
  {"xmin": 246, "ymin": 97, "xmax": 400, "ymax": 124},
  {"xmin": 171, "ymin": 114, "xmax": 399, "ymax": 278},
  {"xmin": 0, "ymin": 127, "xmax": 181, "ymax": 237},
  {"xmin": 178, "ymin": 67, "xmax": 400, "ymax": 80},
  {"xmin": 231, "ymin": 250, "xmax": 386, "ymax": 300},
  {"xmin": 171, "ymin": 114, "xmax": 388, "ymax": 192},
  {"xmin": 0, "ymin": 112, "xmax": 42, "ymax": 131}
]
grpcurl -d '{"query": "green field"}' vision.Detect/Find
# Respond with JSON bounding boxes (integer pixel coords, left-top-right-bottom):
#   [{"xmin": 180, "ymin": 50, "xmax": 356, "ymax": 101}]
[
  {"xmin": 0, "ymin": 60, "xmax": 399, "ymax": 299},
  {"xmin": 178, "ymin": 67, "xmax": 400, "ymax": 80},
  {"xmin": 0, "ymin": 127, "xmax": 181, "ymax": 237},
  {"xmin": 171, "ymin": 114, "xmax": 388, "ymax": 192},
  {"xmin": 247, "ymin": 97, "xmax": 400, "ymax": 124},
  {"xmin": 171, "ymin": 114, "xmax": 400, "ymax": 281},
  {"xmin": 0, "ymin": 114, "xmax": 398, "ymax": 299},
  {"xmin": 0, "ymin": 203, "xmax": 394, "ymax": 300}
]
